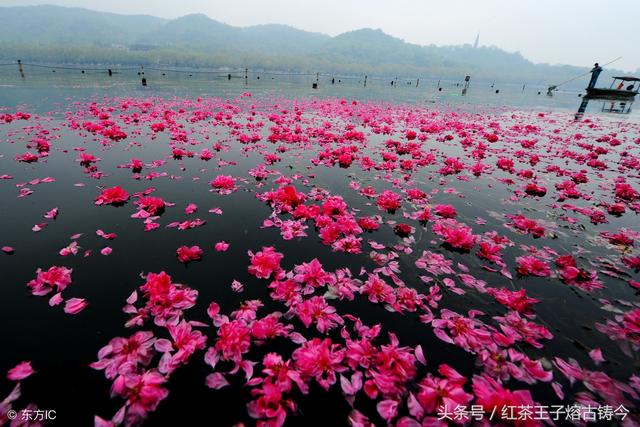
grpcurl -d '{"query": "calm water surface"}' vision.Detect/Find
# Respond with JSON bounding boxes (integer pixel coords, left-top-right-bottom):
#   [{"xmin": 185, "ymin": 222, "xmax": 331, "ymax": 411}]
[{"xmin": 0, "ymin": 69, "xmax": 638, "ymax": 426}]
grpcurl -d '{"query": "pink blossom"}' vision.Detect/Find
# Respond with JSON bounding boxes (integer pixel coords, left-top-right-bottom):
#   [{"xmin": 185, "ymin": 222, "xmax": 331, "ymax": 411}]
[
  {"xmin": 507, "ymin": 214, "xmax": 545, "ymax": 238},
  {"xmin": 135, "ymin": 196, "xmax": 165, "ymax": 215},
  {"xmin": 432, "ymin": 220, "xmax": 477, "ymax": 251},
  {"xmin": 16, "ymin": 152, "xmax": 39, "ymax": 163},
  {"xmin": 524, "ymin": 183, "xmax": 547, "ymax": 197},
  {"xmin": 134, "ymin": 271, "xmax": 198, "ymax": 326},
  {"xmin": 158, "ymin": 320, "xmax": 206, "ymax": 374},
  {"xmin": 472, "ymin": 374, "xmax": 541, "ymax": 426},
  {"xmin": 476, "ymin": 241, "xmax": 503, "ymax": 264},
  {"xmin": 376, "ymin": 190, "xmax": 401, "ymax": 213},
  {"xmin": 214, "ymin": 320, "xmax": 251, "ymax": 363},
  {"xmin": 95, "ymin": 186, "xmax": 129, "ymax": 206},
  {"xmin": 393, "ymin": 223, "xmax": 412, "ymax": 236},
  {"xmin": 247, "ymin": 382, "xmax": 296, "ymax": 427},
  {"xmin": 90, "ymin": 331, "xmax": 156, "ymax": 379},
  {"xmin": 293, "ymin": 258, "xmax": 334, "ymax": 288},
  {"xmin": 27, "ymin": 266, "xmax": 73, "ymax": 296},
  {"xmin": 117, "ymin": 370, "xmax": 169, "ymax": 426},
  {"xmin": 615, "ymin": 182, "xmax": 639, "ymax": 201},
  {"xmin": 293, "ymin": 338, "xmax": 346, "ymax": 390},
  {"xmin": 295, "ymin": 296, "xmax": 344, "ymax": 333},
  {"xmin": 176, "ymin": 245, "xmax": 203, "ymax": 263},
  {"xmin": 516, "ymin": 256, "xmax": 551, "ymax": 277},
  {"xmin": 415, "ymin": 250, "xmax": 454, "ymax": 275},
  {"xmin": 488, "ymin": 288, "xmax": 538, "ymax": 314},
  {"xmin": 210, "ymin": 175, "xmax": 235, "ymax": 190},
  {"xmin": 248, "ymin": 246, "xmax": 284, "ymax": 279},
  {"xmin": 432, "ymin": 309, "xmax": 493, "ymax": 352},
  {"xmin": 433, "ymin": 204, "xmax": 457, "ymax": 218},
  {"xmin": 251, "ymin": 314, "xmax": 292, "ymax": 340},
  {"xmin": 416, "ymin": 364, "xmax": 472, "ymax": 415},
  {"xmin": 358, "ymin": 216, "xmax": 380, "ymax": 231},
  {"xmin": 361, "ymin": 273, "xmax": 396, "ymax": 304}
]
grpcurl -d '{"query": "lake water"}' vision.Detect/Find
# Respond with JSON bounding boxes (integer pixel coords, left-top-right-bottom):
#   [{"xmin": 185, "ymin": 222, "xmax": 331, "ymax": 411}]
[
  {"xmin": 0, "ymin": 68, "xmax": 639, "ymax": 427},
  {"xmin": 2, "ymin": 64, "xmax": 638, "ymax": 118}
]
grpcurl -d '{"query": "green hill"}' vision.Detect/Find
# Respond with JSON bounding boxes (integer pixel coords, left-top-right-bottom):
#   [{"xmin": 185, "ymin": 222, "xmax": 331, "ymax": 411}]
[{"xmin": 0, "ymin": 5, "xmax": 626, "ymax": 86}]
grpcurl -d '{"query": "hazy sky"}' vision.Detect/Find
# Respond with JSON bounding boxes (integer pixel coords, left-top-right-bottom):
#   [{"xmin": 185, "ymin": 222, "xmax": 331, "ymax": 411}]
[{"xmin": 2, "ymin": 0, "xmax": 639, "ymax": 71}]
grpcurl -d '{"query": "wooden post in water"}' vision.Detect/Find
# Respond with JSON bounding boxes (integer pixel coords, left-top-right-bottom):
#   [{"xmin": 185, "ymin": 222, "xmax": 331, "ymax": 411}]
[
  {"xmin": 416, "ymin": 78, "xmax": 419, "ymax": 88},
  {"xmin": 312, "ymin": 72, "xmax": 319, "ymax": 89},
  {"xmin": 140, "ymin": 65, "xmax": 147, "ymax": 86},
  {"xmin": 462, "ymin": 75, "xmax": 471, "ymax": 96},
  {"xmin": 244, "ymin": 68, "xmax": 248, "ymax": 86},
  {"xmin": 108, "ymin": 69, "xmax": 113, "ymax": 76},
  {"xmin": 17, "ymin": 59, "xmax": 24, "ymax": 79},
  {"xmin": 364, "ymin": 75, "xmax": 367, "ymax": 87}
]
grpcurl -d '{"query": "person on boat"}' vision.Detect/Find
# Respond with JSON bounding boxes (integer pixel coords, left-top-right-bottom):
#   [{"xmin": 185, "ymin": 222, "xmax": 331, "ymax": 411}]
[
  {"xmin": 587, "ymin": 63, "xmax": 603, "ymax": 89},
  {"xmin": 627, "ymin": 84, "xmax": 635, "ymax": 91},
  {"xmin": 616, "ymin": 81, "xmax": 625, "ymax": 90}
]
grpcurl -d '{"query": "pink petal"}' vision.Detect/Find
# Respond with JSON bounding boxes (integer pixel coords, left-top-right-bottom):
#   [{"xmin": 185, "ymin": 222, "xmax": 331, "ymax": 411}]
[
  {"xmin": 49, "ymin": 292, "xmax": 64, "ymax": 306},
  {"xmin": 185, "ymin": 203, "xmax": 198, "ymax": 214},
  {"xmin": 7, "ymin": 361, "xmax": 35, "ymax": 381},
  {"xmin": 214, "ymin": 241, "xmax": 230, "ymax": 252},
  {"xmin": 205, "ymin": 372, "xmax": 229, "ymax": 389},
  {"xmin": 64, "ymin": 298, "xmax": 88, "ymax": 314},
  {"xmin": 589, "ymin": 348, "xmax": 605, "ymax": 365},
  {"xmin": 376, "ymin": 399, "xmax": 399, "ymax": 422},
  {"xmin": 415, "ymin": 345, "xmax": 426, "ymax": 365}
]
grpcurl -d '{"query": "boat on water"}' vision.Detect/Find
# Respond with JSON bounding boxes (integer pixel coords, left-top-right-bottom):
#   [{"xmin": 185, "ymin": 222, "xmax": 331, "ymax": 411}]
[{"xmin": 585, "ymin": 76, "xmax": 639, "ymax": 100}]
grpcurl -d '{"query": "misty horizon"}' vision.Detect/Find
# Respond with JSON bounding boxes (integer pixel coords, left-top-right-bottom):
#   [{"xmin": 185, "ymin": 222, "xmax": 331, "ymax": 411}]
[{"xmin": 0, "ymin": 0, "xmax": 638, "ymax": 72}]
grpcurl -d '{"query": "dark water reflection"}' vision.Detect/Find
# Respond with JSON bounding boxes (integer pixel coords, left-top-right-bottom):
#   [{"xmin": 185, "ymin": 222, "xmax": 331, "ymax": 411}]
[{"xmin": 0, "ymin": 77, "xmax": 639, "ymax": 426}]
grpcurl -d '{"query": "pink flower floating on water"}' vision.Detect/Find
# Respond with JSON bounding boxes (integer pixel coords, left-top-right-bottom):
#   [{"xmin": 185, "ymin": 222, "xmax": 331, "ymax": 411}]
[
  {"xmin": 210, "ymin": 175, "xmax": 236, "ymax": 193},
  {"xmin": 135, "ymin": 195, "xmax": 166, "ymax": 216},
  {"xmin": 248, "ymin": 246, "xmax": 284, "ymax": 279},
  {"xmin": 516, "ymin": 256, "xmax": 551, "ymax": 277},
  {"xmin": 176, "ymin": 245, "xmax": 203, "ymax": 264},
  {"xmin": 376, "ymin": 190, "xmax": 401, "ymax": 213},
  {"xmin": 432, "ymin": 220, "xmax": 477, "ymax": 252},
  {"xmin": 16, "ymin": 152, "xmax": 39, "ymax": 163},
  {"xmin": 27, "ymin": 266, "xmax": 73, "ymax": 296},
  {"xmin": 95, "ymin": 185, "xmax": 129, "ymax": 206}
]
